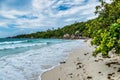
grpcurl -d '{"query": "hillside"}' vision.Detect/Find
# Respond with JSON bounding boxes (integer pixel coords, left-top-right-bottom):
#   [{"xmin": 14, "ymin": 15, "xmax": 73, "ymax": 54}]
[{"xmin": 12, "ymin": 22, "xmax": 86, "ymax": 39}]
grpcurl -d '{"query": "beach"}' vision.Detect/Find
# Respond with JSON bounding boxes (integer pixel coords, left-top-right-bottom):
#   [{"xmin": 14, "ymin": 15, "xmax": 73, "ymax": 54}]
[{"xmin": 42, "ymin": 40, "xmax": 120, "ymax": 80}]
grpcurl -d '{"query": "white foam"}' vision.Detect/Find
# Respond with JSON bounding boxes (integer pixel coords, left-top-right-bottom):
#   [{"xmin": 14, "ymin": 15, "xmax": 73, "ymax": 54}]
[
  {"xmin": 0, "ymin": 40, "xmax": 84, "ymax": 80},
  {"xmin": 0, "ymin": 42, "xmax": 47, "ymax": 50},
  {"xmin": 0, "ymin": 40, "xmax": 28, "ymax": 45}
]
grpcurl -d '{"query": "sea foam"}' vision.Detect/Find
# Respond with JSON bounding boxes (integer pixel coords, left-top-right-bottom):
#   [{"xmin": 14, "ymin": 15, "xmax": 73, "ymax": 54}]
[
  {"xmin": 0, "ymin": 39, "xmax": 84, "ymax": 80},
  {"xmin": 0, "ymin": 42, "xmax": 47, "ymax": 50}
]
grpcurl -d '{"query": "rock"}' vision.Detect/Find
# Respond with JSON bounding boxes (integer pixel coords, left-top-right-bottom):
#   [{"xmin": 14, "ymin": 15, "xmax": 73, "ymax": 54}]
[
  {"xmin": 31, "ymin": 36, "xmax": 34, "ymax": 38},
  {"xmin": 87, "ymin": 76, "xmax": 92, "ymax": 79},
  {"xmin": 98, "ymin": 71, "xmax": 101, "ymax": 74},
  {"xmin": 60, "ymin": 61, "xmax": 66, "ymax": 64},
  {"xmin": 63, "ymin": 34, "xmax": 70, "ymax": 39},
  {"xmin": 117, "ymin": 68, "xmax": 120, "ymax": 72},
  {"xmin": 76, "ymin": 62, "xmax": 82, "ymax": 65},
  {"xmin": 71, "ymin": 34, "xmax": 75, "ymax": 39}
]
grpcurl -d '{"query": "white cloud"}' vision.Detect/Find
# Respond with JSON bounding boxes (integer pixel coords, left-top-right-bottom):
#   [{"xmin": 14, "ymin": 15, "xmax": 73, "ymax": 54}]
[
  {"xmin": 0, "ymin": 0, "xmax": 112, "ymax": 37},
  {"xmin": 32, "ymin": 0, "xmax": 54, "ymax": 10},
  {"xmin": 0, "ymin": 0, "xmax": 100, "ymax": 29},
  {"xmin": 55, "ymin": 4, "xmax": 94, "ymax": 17},
  {"xmin": 0, "ymin": 22, "xmax": 8, "ymax": 28},
  {"xmin": 65, "ymin": 18, "xmax": 81, "ymax": 22}
]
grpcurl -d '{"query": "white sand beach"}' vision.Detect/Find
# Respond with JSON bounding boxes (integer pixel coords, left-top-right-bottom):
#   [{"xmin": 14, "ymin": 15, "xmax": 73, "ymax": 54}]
[{"xmin": 42, "ymin": 40, "xmax": 120, "ymax": 80}]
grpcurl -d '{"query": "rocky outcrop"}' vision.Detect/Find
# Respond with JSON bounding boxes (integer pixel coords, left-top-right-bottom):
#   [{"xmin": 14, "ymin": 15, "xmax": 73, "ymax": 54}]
[
  {"xmin": 63, "ymin": 34, "xmax": 70, "ymax": 39},
  {"xmin": 71, "ymin": 34, "xmax": 75, "ymax": 39},
  {"xmin": 63, "ymin": 32, "xmax": 87, "ymax": 39}
]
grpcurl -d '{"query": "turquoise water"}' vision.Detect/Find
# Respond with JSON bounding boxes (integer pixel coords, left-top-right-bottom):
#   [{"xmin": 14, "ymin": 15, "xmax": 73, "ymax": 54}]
[
  {"xmin": 0, "ymin": 38, "xmax": 84, "ymax": 80},
  {"xmin": 0, "ymin": 38, "xmax": 67, "ymax": 57}
]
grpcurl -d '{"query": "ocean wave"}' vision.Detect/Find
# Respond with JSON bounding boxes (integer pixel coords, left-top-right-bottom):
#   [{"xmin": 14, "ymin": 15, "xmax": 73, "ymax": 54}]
[
  {"xmin": 0, "ymin": 42, "xmax": 47, "ymax": 50},
  {"xmin": 0, "ymin": 40, "xmax": 29, "ymax": 45}
]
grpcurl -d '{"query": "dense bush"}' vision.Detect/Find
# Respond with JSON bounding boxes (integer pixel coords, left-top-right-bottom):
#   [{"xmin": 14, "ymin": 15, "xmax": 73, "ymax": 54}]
[
  {"xmin": 90, "ymin": 0, "xmax": 120, "ymax": 56},
  {"xmin": 91, "ymin": 22, "xmax": 120, "ymax": 56}
]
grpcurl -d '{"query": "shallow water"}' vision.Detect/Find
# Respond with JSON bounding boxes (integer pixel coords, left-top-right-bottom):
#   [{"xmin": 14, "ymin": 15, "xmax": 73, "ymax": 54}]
[{"xmin": 0, "ymin": 38, "xmax": 84, "ymax": 80}]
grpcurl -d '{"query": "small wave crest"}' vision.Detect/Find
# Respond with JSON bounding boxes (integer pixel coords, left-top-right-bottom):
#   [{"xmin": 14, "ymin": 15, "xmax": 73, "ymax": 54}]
[
  {"xmin": 0, "ymin": 40, "xmax": 29, "ymax": 45},
  {"xmin": 0, "ymin": 42, "xmax": 47, "ymax": 51}
]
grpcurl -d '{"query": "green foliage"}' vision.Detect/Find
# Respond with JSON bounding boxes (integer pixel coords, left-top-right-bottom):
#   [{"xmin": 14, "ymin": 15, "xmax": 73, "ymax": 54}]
[
  {"xmin": 88, "ymin": 0, "xmax": 120, "ymax": 56},
  {"xmin": 92, "ymin": 23, "xmax": 120, "ymax": 56}
]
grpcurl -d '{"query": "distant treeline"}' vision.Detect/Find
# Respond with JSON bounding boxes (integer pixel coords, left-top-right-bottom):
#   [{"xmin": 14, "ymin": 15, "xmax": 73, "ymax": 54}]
[
  {"xmin": 12, "ymin": 22, "xmax": 86, "ymax": 39},
  {"xmin": 12, "ymin": 0, "xmax": 120, "ymax": 56}
]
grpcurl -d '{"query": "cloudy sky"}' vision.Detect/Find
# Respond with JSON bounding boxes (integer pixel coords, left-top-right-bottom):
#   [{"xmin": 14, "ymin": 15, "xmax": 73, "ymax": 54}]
[{"xmin": 0, "ymin": 0, "xmax": 111, "ymax": 37}]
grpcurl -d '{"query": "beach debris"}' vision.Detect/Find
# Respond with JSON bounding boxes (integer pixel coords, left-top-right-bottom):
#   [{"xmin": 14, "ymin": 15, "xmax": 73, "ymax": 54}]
[
  {"xmin": 107, "ymin": 73, "xmax": 115, "ymax": 79},
  {"xmin": 98, "ymin": 71, "xmax": 101, "ymax": 74},
  {"xmin": 87, "ymin": 76, "xmax": 92, "ymax": 79},
  {"xmin": 68, "ymin": 73, "xmax": 73, "ymax": 78},
  {"xmin": 117, "ymin": 68, "xmax": 120, "ymax": 72},
  {"xmin": 112, "ymin": 72, "xmax": 115, "ymax": 75},
  {"xmin": 113, "ymin": 67, "xmax": 117, "ymax": 69},
  {"xmin": 95, "ymin": 58, "xmax": 103, "ymax": 62},
  {"xmin": 60, "ymin": 61, "xmax": 66, "ymax": 64},
  {"xmin": 76, "ymin": 62, "xmax": 82, "ymax": 65},
  {"xmin": 68, "ymin": 73, "xmax": 73, "ymax": 75},
  {"xmin": 76, "ymin": 65, "xmax": 82, "ymax": 69},
  {"xmin": 107, "ymin": 76, "xmax": 111, "ymax": 79},
  {"xmin": 105, "ymin": 61, "xmax": 120, "ymax": 67},
  {"xmin": 98, "ymin": 59, "xmax": 103, "ymax": 61},
  {"xmin": 108, "ymin": 73, "xmax": 113, "ymax": 76},
  {"xmin": 95, "ymin": 60, "xmax": 99, "ymax": 62},
  {"xmin": 84, "ymin": 53, "xmax": 89, "ymax": 56},
  {"xmin": 76, "ymin": 62, "xmax": 83, "ymax": 69}
]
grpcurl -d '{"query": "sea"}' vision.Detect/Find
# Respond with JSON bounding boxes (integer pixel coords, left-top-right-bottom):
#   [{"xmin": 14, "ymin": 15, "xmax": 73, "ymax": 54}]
[{"xmin": 0, "ymin": 38, "xmax": 84, "ymax": 80}]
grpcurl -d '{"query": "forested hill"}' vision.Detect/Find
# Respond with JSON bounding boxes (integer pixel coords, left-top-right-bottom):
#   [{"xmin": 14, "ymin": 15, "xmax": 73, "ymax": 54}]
[
  {"xmin": 12, "ymin": 0, "xmax": 120, "ymax": 56},
  {"xmin": 12, "ymin": 22, "xmax": 86, "ymax": 39}
]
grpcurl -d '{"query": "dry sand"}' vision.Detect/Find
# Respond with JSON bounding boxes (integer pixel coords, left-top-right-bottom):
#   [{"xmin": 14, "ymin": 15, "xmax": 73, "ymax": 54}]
[{"xmin": 41, "ymin": 40, "xmax": 120, "ymax": 80}]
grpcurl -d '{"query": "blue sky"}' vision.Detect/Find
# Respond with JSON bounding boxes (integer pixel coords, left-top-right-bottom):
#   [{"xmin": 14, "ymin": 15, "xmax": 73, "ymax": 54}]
[{"xmin": 0, "ymin": 0, "xmax": 111, "ymax": 37}]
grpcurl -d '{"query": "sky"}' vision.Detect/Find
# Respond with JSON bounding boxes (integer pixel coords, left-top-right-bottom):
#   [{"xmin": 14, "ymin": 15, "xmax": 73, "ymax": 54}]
[{"xmin": 0, "ymin": 0, "xmax": 111, "ymax": 38}]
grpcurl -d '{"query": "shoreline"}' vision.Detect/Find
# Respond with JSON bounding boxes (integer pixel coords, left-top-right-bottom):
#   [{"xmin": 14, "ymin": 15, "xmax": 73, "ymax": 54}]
[
  {"xmin": 41, "ymin": 39, "xmax": 120, "ymax": 80},
  {"xmin": 39, "ymin": 40, "xmax": 85, "ymax": 80}
]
